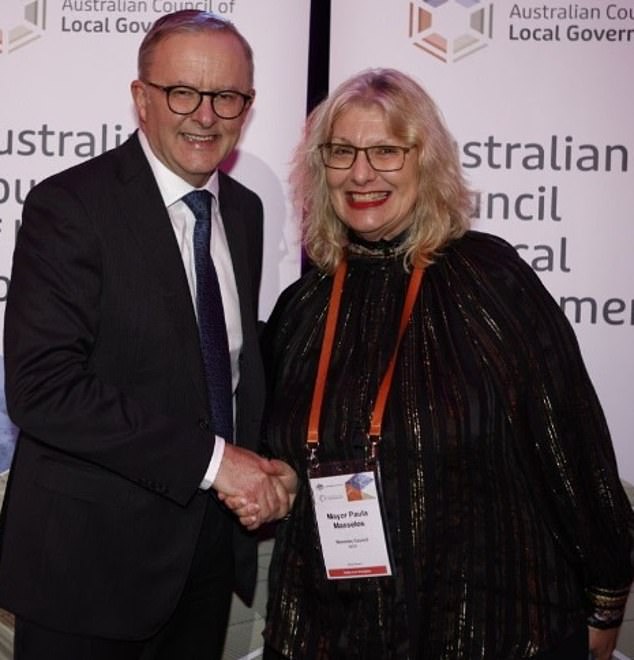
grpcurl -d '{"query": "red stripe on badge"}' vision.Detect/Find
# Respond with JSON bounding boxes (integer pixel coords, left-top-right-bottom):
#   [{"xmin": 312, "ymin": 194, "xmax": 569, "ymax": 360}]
[{"xmin": 328, "ymin": 566, "xmax": 388, "ymax": 578}]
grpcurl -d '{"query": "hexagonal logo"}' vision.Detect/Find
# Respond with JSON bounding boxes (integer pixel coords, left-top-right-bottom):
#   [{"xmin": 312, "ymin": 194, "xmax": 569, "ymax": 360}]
[
  {"xmin": 0, "ymin": 0, "xmax": 47, "ymax": 55},
  {"xmin": 409, "ymin": 0, "xmax": 493, "ymax": 63}
]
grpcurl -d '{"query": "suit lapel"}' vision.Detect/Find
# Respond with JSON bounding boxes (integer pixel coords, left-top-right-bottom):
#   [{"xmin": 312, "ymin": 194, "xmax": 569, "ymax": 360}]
[
  {"xmin": 112, "ymin": 135, "xmax": 208, "ymax": 412},
  {"xmin": 217, "ymin": 175, "xmax": 257, "ymax": 342}
]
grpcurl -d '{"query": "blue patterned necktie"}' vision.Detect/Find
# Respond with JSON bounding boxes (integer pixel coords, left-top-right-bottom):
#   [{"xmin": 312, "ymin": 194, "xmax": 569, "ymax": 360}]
[{"xmin": 182, "ymin": 190, "xmax": 233, "ymax": 441}]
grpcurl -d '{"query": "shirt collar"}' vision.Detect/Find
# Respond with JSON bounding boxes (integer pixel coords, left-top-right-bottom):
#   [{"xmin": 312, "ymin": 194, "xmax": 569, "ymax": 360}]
[{"xmin": 137, "ymin": 129, "xmax": 220, "ymax": 206}]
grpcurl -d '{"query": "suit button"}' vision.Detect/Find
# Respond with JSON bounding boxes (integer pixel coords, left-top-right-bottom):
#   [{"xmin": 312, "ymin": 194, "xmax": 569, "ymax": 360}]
[{"xmin": 198, "ymin": 418, "xmax": 210, "ymax": 431}]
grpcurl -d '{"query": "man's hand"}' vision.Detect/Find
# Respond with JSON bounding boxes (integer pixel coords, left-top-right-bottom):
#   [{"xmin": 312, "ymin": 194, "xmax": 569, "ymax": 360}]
[
  {"xmin": 214, "ymin": 452, "xmax": 297, "ymax": 531},
  {"xmin": 213, "ymin": 445, "xmax": 297, "ymax": 529},
  {"xmin": 588, "ymin": 625, "xmax": 620, "ymax": 660}
]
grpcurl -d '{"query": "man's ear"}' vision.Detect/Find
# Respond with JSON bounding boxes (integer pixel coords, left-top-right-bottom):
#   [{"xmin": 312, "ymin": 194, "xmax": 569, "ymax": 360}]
[{"xmin": 131, "ymin": 80, "xmax": 148, "ymax": 122}]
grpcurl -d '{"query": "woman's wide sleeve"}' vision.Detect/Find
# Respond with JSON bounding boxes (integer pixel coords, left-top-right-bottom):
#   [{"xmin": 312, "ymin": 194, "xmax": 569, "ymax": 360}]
[{"xmin": 505, "ymin": 249, "xmax": 634, "ymax": 629}]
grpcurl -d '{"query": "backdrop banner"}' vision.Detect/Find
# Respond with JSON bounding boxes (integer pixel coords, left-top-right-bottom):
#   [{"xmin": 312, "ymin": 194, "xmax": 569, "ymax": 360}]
[
  {"xmin": 0, "ymin": 0, "xmax": 309, "ymax": 471},
  {"xmin": 330, "ymin": 0, "xmax": 634, "ymax": 481}
]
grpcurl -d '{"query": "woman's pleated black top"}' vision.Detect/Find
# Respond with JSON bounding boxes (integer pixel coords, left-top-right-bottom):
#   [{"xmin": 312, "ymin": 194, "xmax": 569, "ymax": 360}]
[{"xmin": 262, "ymin": 230, "xmax": 633, "ymax": 659}]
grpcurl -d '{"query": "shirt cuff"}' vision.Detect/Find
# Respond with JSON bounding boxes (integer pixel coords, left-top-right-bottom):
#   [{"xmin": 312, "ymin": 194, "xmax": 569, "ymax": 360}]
[
  {"xmin": 199, "ymin": 436, "xmax": 226, "ymax": 490},
  {"xmin": 586, "ymin": 584, "xmax": 631, "ymax": 629}
]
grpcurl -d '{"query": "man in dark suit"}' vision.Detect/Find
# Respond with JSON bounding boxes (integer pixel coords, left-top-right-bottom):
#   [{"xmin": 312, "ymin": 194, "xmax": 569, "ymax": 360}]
[{"xmin": 0, "ymin": 10, "xmax": 296, "ymax": 659}]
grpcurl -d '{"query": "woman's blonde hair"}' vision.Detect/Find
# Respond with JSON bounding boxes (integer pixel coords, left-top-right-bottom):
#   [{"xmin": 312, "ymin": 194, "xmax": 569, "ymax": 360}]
[{"xmin": 293, "ymin": 68, "xmax": 473, "ymax": 272}]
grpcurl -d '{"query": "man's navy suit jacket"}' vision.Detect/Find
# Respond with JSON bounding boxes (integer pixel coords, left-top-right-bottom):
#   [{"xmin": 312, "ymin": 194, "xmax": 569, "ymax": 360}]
[{"xmin": 0, "ymin": 133, "xmax": 265, "ymax": 639}]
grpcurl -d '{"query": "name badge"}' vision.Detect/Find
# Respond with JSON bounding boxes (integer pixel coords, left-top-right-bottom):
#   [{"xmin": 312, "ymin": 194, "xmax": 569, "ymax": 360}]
[{"xmin": 308, "ymin": 461, "xmax": 393, "ymax": 579}]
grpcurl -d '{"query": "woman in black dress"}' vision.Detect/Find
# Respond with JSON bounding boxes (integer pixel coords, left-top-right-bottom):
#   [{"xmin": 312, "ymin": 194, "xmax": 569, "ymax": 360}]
[{"xmin": 235, "ymin": 68, "xmax": 633, "ymax": 659}]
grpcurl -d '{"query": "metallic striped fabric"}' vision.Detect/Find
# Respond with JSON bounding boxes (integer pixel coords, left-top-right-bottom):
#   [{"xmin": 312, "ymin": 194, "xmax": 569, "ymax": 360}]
[{"xmin": 262, "ymin": 230, "xmax": 633, "ymax": 659}]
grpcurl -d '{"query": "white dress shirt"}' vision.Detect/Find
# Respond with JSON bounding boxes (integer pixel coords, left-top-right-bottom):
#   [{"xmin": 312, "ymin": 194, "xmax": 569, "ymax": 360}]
[{"xmin": 138, "ymin": 130, "xmax": 242, "ymax": 489}]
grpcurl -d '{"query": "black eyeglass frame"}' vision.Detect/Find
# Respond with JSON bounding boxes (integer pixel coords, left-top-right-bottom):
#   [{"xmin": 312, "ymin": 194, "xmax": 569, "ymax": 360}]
[
  {"xmin": 143, "ymin": 81, "xmax": 253, "ymax": 119},
  {"xmin": 318, "ymin": 143, "xmax": 417, "ymax": 172}
]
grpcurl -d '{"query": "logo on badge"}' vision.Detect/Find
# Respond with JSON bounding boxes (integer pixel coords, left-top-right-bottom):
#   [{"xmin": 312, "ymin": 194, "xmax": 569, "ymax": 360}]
[
  {"xmin": 408, "ymin": 0, "xmax": 493, "ymax": 63},
  {"xmin": 345, "ymin": 473, "xmax": 376, "ymax": 501},
  {"xmin": 1, "ymin": 0, "xmax": 47, "ymax": 55}
]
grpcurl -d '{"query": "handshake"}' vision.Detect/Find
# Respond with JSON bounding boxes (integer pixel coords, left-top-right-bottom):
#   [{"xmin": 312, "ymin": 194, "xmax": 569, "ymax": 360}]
[{"xmin": 213, "ymin": 443, "xmax": 298, "ymax": 531}]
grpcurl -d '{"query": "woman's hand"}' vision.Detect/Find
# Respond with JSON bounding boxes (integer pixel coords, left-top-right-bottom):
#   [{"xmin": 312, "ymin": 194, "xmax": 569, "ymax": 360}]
[
  {"xmin": 269, "ymin": 458, "xmax": 299, "ymax": 508},
  {"xmin": 588, "ymin": 625, "xmax": 620, "ymax": 660}
]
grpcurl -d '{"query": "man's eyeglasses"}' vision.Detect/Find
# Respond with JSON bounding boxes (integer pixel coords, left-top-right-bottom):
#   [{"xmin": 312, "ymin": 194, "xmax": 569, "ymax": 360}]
[
  {"xmin": 144, "ymin": 81, "xmax": 253, "ymax": 119},
  {"xmin": 319, "ymin": 143, "xmax": 416, "ymax": 172}
]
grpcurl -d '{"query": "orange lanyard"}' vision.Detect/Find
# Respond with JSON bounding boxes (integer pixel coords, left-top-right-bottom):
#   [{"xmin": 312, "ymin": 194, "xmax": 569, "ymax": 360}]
[{"xmin": 306, "ymin": 257, "xmax": 425, "ymax": 464}]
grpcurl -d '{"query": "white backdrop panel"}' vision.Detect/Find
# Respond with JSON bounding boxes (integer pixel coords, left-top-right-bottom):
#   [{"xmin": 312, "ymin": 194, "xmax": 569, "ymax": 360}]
[
  {"xmin": 0, "ymin": 0, "xmax": 310, "ymax": 470},
  {"xmin": 330, "ymin": 0, "xmax": 634, "ymax": 481}
]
